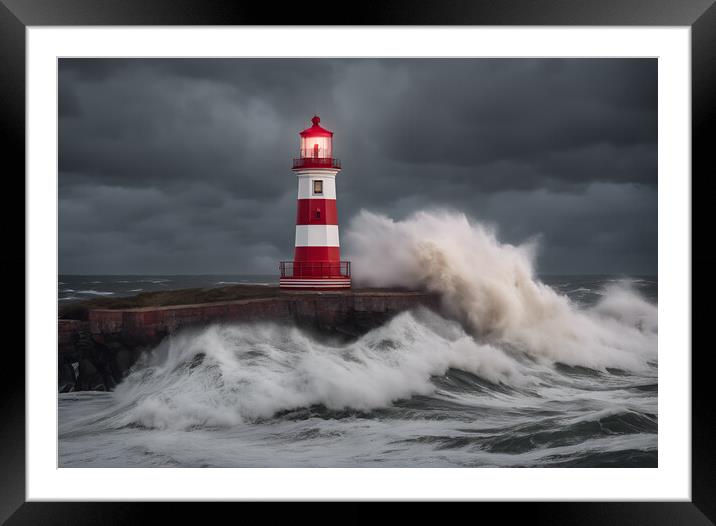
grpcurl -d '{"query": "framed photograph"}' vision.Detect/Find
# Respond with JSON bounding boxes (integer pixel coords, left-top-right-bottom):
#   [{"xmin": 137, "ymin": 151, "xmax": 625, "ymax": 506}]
[{"xmin": 4, "ymin": 0, "xmax": 711, "ymax": 522}]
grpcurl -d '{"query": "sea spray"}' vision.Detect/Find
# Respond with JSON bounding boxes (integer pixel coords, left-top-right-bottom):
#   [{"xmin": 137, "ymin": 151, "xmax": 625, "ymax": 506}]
[{"xmin": 345, "ymin": 210, "xmax": 657, "ymax": 371}]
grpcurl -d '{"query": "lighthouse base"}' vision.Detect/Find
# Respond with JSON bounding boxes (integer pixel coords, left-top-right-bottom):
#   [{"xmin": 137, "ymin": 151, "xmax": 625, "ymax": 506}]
[
  {"xmin": 279, "ymin": 260, "xmax": 352, "ymax": 290},
  {"xmin": 279, "ymin": 277, "xmax": 351, "ymax": 289}
]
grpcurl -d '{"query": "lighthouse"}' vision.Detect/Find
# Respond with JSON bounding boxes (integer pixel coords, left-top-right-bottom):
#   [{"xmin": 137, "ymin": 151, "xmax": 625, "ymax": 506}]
[{"xmin": 279, "ymin": 116, "xmax": 351, "ymax": 289}]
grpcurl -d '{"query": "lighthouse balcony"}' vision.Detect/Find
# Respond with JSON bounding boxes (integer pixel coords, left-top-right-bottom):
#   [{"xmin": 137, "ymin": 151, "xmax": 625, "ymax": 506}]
[
  {"xmin": 280, "ymin": 261, "xmax": 351, "ymax": 279},
  {"xmin": 279, "ymin": 261, "xmax": 351, "ymax": 289},
  {"xmin": 292, "ymin": 157, "xmax": 341, "ymax": 170}
]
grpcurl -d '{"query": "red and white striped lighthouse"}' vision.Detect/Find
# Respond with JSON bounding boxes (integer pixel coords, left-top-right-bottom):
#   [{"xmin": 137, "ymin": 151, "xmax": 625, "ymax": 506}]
[{"xmin": 279, "ymin": 115, "xmax": 351, "ymax": 289}]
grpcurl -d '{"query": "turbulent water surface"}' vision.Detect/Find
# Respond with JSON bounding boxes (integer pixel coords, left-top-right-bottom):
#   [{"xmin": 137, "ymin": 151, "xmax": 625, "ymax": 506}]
[{"xmin": 59, "ymin": 211, "xmax": 657, "ymax": 468}]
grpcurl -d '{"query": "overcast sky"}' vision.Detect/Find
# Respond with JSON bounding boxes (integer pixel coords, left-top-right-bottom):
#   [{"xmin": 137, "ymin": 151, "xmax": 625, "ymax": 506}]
[{"xmin": 59, "ymin": 58, "xmax": 657, "ymax": 275}]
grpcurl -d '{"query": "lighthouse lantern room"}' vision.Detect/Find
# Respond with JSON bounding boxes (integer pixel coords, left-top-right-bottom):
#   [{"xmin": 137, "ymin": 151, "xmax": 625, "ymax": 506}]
[{"xmin": 279, "ymin": 116, "xmax": 351, "ymax": 289}]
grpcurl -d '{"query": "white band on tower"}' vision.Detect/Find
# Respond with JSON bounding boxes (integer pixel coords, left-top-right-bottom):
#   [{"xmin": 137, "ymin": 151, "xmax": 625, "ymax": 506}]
[{"xmin": 295, "ymin": 225, "xmax": 340, "ymax": 247}]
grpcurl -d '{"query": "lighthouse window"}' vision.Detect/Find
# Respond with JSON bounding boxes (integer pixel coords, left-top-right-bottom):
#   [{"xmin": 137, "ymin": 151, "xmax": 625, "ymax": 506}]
[{"xmin": 313, "ymin": 180, "xmax": 323, "ymax": 195}]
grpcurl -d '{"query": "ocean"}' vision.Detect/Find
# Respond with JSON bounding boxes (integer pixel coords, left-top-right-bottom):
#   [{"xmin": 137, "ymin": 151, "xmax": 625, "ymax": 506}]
[
  {"xmin": 58, "ymin": 273, "xmax": 657, "ymax": 468},
  {"xmin": 58, "ymin": 210, "xmax": 658, "ymax": 468}
]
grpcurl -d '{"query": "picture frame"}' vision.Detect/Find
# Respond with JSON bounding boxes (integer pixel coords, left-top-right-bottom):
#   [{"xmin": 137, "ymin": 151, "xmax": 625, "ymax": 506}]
[{"xmin": 3, "ymin": 0, "xmax": 710, "ymax": 522}]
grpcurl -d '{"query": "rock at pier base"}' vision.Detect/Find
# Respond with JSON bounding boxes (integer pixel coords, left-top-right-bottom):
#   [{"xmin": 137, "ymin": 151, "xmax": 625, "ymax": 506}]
[
  {"xmin": 77, "ymin": 358, "xmax": 106, "ymax": 392},
  {"xmin": 58, "ymin": 362, "xmax": 76, "ymax": 393}
]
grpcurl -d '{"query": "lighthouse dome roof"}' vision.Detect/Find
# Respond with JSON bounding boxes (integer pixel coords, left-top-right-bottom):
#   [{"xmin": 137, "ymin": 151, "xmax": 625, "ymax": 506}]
[{"xmin": 299, "ymin": 115, "xmax": 334, "ymax": 138}]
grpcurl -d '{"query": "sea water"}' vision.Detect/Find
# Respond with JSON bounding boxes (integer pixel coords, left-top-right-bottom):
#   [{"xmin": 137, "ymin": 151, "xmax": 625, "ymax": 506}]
[{"xmin": 58, "ymin": 211, "xmax": 657, "ymax": 467}]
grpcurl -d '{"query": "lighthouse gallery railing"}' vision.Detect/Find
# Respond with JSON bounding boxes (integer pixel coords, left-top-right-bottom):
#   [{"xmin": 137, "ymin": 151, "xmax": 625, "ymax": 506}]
[
  {"xmin": 292, "ymin": 157, "xmax": 341, "ymax": 169},
  {"xmin": 279, "ymin": 261, "xmax": 351, "ymax": 278}
]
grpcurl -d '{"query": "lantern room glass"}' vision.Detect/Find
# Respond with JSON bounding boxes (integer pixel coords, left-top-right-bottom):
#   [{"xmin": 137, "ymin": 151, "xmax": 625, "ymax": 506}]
[{"xmin": 300, "ymin": 136, "xmax": 332, "ymax": 159}]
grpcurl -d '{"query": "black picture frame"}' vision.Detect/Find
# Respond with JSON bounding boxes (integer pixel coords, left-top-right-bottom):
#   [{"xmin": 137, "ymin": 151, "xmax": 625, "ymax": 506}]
[{"xmin": 2, "ymin": 0, "xmax": 710, "ymax": 523}]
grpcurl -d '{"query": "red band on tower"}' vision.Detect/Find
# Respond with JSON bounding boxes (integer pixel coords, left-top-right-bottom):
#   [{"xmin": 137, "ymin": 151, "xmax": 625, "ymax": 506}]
[{"xmin": 295, "ymin": 199, "xmax": 338, "ymax": 225}]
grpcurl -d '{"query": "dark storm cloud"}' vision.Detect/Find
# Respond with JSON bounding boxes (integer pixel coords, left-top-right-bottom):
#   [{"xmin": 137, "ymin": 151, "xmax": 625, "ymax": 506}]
[
  {"xmin": 59, "ymin": 58, "xmax": 657, "ymax": 274},
  {"xmin": 349, "ymin": 60, "xmax": 656, "ymax": 174}
]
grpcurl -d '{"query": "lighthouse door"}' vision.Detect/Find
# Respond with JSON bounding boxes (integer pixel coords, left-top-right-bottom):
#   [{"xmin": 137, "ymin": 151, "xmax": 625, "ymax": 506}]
[{"xmin": 313, "ymin": 143, "xmax": 320, "ymax": 159}]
